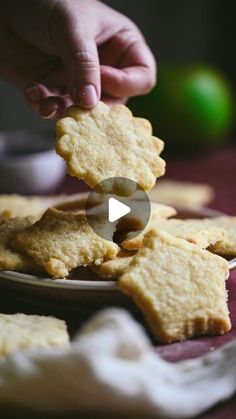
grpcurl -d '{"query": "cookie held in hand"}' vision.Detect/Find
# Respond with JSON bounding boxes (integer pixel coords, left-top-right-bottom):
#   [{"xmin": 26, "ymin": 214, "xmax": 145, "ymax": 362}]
[{"xmin": 56, "ymin": 102, "xmax": 165, "ymax": 193}]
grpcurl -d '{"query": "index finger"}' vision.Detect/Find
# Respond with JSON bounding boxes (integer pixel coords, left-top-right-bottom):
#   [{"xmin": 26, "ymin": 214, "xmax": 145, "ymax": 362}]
[{"xmin": 101, "ymin": 40, "xmax": 156, "ymax": 98}]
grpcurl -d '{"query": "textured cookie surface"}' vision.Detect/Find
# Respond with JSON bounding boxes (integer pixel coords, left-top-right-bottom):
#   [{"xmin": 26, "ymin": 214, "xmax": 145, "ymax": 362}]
[
  {"xmin": 54, "ymin": 192, "xmax": 89, "ymax": 212},
  {"xmin": 117, "ymin": 202, "xmax": 176, "ymax": 232},
  {"xmin": 0, "ymin": 313, "xmax": 69, "ymax": 358},
  {"xmin": 149, "ymin": 180, "xmax": 214, "ymax": 208},
  {"xmin": 0, "ymin": 194, "xmax": 70, "ymax": 219},
  {"xmin": 119, "ymin": 229, "xmax": 230, "ymax": 343},
  {"xmin": 122, "ymin": 218, "xmax": 225, "ymax": 250},
  {"xmin": 92, "ymin": 249, "xmax": 136, "ymax": 279},
  {"xmin": 0, "ymin": 195, "xmax": 46, "ymax": 218},
  {"xmin": 14, "ymin": 207, "xmax": 119, "ymax": 278},
  {"xmin": 121, "ymin": 202, "xmax": 176, "ymax": 250},
  {"xmin": 0, "ymin": 210, "xmax": 12, "ymax": 219},
  {"xmin": 56, "ymin": 102, "xmax": 165, "ymax": 193},
  {"xmin": 0, "ymin": 216, "xmax": 40, "ymax": 272},
  {"xmin": 206, "ymin": 216, "xmax": 236, "ymax": 256}
]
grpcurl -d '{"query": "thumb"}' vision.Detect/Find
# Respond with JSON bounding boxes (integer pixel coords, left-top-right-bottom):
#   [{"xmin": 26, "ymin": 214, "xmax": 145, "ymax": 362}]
[
  {"xmin": 53, "ymin": 17, "xmax": 100, "ymax": 108},
  {"xmin": 69, "ymin": 40, "xmax": 100, "ymax": 108}
]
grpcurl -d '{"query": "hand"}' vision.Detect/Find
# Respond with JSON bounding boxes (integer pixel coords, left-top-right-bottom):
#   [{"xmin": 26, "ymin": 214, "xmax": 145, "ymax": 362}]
[{"xmin": 0, "ymin": 0, "xmax": 156, "ymax": 118}]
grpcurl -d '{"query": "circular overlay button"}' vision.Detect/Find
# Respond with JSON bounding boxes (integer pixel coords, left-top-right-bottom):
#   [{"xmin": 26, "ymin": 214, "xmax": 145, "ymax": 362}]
[{"xmin": 85, "ymin": 177, "xmax": 151, "ymax": 241}]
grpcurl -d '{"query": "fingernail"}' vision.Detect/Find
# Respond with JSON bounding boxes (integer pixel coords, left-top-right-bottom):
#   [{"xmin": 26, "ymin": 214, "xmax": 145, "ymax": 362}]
[
  {"xmin": 75, "ymin": 85, "xmax": 98, "ymax": 108},
  {"xmin": 40, "ymin": 104, "xmax": 59, "ymax": 119},
  {"xmin": 40, "ymin": 109, "xmax": 58, "ymax": 119},
  {"xmin": 25, "ymin": 84, "xmax": 41, "ymax": 102}
]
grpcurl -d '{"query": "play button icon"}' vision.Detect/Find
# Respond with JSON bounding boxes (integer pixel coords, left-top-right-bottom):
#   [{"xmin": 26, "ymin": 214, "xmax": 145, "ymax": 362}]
[
  {"xmin": 85, "ymin": 177, "xmax": 151, "ymax": 241},
  {"xmin": 108, "ymin": 198, "xmax": 131, "ymax": 222}
]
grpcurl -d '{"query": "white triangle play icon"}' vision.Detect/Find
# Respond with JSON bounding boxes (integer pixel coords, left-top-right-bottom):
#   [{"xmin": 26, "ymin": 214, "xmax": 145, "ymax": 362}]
[{"xmin": 108, "ymin": 197, "xmax": 131, "ymax": 222}]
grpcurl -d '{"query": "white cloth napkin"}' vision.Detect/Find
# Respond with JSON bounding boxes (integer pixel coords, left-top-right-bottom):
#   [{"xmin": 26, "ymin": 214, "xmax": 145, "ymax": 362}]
[{"xmin": 0, "ymin": 308, "xmax": 236, "ymax": 418}]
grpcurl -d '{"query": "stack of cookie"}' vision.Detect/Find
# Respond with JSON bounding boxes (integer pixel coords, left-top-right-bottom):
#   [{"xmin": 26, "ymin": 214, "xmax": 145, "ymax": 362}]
[{"xmin": 0, "ymin": 101, "xmax": 235, "ymax": 344}]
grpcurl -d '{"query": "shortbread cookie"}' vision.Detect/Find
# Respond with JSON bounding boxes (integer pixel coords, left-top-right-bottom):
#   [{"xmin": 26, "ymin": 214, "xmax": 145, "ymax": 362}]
[
  {"xmin": 149, "ymin": 180, "xmax": 214, "ymax": 208},
  {"xmin": 120, "ymin": 203, "xmax": 176, "ymax": 250},
  {"xmin": 0, "ymin": 217, "xmax": 40, "ymax": 273},
  {"xmin": 0, "ymin": 194, "xmax": 76, "ymax": 219},
  {"xmin": 119, "ymin": 229, "xmax": 230, "ymax": 343},
  {"xmin": 0, "ymin": 195, "xmax": 52, "ymax": 218},
  {"xmin": 206, "ymin": 216, "xmax": 236, "ymax": 256},
  {"xmin": 117, "ymin": 202, "xmax": 176, "ymax": 232},
  {"xmin": 0, "ymin": 194, "xmax": 46, "ymax": 218},
  {"xmin": 0, "ymin": 313, "xmax": 69, "ymax": 358},
  {"xmin": 92, "ymin": 249, "xmax": 136, "ymax": 279},
  {"xmin": 55, "ymin": 192, "xmax": 115, "ymax": 214},
  {"xmin": 149, "ymin": 203, "xmax": 177, "ymax": 222},
  {"xmin": 122, "ymin": 218, "xmax": 226, "ymax": 250},
  {"xmin": 56, "ymin": 102, "xmax": 165, "ymax": 193},
  {"xmin": 53, "ymin": 192, "xmax": 89, "ymax": 212},
  {"xmin": 0, "ymin": 210, "xmax": 12, "ymax": 219},
  {"xmin": 13, "ymin": 208, "xmax": 119, "ymax": 278}
]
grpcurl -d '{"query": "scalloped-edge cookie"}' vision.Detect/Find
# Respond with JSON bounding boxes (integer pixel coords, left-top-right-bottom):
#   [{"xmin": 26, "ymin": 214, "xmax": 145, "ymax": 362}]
[
  {"xmin": 13, "ymin": 207, "xmax": 119, "ymax": 278},
  {"xmin": 56, "ymin": 102, "xmax": 165, "ymax": 193},
  {"xmin": 0, "ymin": 313, "xmax": 69, "ymax": 358},
  {"xmin": 119, "ymin": 229, "xmax": 230, "ymax": 343}
]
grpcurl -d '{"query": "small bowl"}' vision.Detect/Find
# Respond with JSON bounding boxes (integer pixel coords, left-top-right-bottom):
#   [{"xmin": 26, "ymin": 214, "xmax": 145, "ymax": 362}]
[{"xmin": 0, "ymin": 130, "xmax": 66, "ymax": 194}]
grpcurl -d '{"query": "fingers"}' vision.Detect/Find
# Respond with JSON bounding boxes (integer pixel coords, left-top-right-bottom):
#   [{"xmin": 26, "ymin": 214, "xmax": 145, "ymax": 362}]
[
  {"xmin": 100, "ymin": 36, "xmax": 156, "ymax": 98},
  {"xmin": 67, "ymin": 43, "xmax": 100, "ymax": 108},
  {"xmin": 24, "ymin": 79, "xmax": 126, "ymax": 118},
  {"xmin": 101, "ymin": 95, "xmax": 128, "ymax": 106},
  {"xmin": 101, "ymin": 65, "xmax": 155, "ymax": 99},
  {"xmin": 24, "ymin": 83, "xmax": 50, "ymax": 114},
  {"xmin": 23, "ymin": 9, "xmax": 156, "ymax": 114},
  {"xmin": 51, "ymin": 10, "xmax": 100, "ymax": 108},
  {"xmin": 24, "ymin": 83, "xmax": 73, "ymax": 119},
  {"xmin": 39, "ymin": 95, "xmax": 73, "ymax": 119}
]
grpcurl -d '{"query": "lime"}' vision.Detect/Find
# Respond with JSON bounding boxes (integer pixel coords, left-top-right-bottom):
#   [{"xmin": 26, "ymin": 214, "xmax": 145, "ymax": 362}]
[{"xmin": 129, "ymin": 66, "xmax": 234, "ymax": 154}]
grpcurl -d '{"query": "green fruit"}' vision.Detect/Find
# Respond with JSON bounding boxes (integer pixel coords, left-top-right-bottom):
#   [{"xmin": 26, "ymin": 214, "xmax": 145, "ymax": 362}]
[{"xmin": 129, "ymin": 66, "xmax": 234, "ymax": 154}]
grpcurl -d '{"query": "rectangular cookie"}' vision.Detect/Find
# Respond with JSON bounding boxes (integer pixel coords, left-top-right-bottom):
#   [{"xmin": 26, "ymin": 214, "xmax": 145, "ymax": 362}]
[
  {"xmin": 0, "ymin": 313, "xmax": 69, "ymax": 358},
  {"xmin": 149, "ymin": 180, "xmax": 214, "ymax": 208}
]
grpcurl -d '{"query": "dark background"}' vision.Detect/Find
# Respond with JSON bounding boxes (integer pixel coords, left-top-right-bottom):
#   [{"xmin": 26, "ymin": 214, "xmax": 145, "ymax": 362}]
[{"xmin": 0, "ymin": 0, "xmax": 235, "ymax": 131}]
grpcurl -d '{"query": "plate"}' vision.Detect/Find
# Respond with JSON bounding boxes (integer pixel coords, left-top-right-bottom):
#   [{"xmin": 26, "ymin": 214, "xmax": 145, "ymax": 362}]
[{"xmin": 0, "ymin": 206, "xmax": 224, "ymax": 314}]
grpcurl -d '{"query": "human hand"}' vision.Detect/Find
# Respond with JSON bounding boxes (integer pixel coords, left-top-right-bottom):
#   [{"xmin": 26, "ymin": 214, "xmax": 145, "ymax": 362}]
[{"xmin": 0, "ymin": 0, "xmax": 156, "ymax": 118}]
